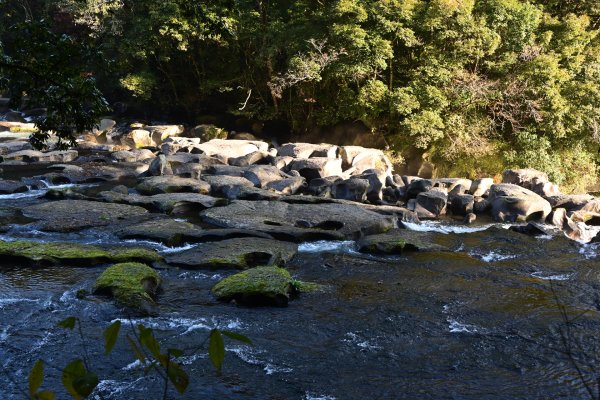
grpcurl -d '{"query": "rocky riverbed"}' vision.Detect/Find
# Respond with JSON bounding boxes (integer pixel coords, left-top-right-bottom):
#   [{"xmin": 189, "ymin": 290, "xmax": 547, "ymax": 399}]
[{"xmin": 0, "ymin": 116, "xmax": 599, "ymax": 399}]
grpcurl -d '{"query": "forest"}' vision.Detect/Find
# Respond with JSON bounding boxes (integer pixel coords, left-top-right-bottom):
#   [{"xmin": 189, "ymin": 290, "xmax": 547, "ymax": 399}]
[{"xmin": 1, "ymin": 0, "xmax": 599, "ymax": 191}]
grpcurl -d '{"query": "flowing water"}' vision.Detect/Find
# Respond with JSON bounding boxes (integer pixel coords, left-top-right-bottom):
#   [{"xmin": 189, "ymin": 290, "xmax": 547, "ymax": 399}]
[{"xmin": 0, "ymin": 180, "xmax": 599, "ymax": 399}]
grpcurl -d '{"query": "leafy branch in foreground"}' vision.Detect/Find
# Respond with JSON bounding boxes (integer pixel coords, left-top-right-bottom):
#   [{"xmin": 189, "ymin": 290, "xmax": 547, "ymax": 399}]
[{"xmin": 15, "ymin": 316, "xmax": 252, "ymax": 400}]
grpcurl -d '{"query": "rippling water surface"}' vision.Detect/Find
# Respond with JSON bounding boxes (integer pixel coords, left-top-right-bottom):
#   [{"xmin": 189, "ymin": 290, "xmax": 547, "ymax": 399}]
[{"xmin": 0, "ymin": 185, "xmax": 599, "ymax": 399}]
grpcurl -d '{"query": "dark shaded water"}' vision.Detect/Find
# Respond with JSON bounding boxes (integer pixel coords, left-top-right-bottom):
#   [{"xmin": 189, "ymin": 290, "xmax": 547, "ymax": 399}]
[{"xmin": 1, "ymin": 183, "xmax": 600, "ymax": 399}]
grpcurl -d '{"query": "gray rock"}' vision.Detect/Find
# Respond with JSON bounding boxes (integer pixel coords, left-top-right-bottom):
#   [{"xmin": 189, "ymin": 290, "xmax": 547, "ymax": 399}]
[
  {"xmin": 243, "ymin": 165, "xmax": 291, "ymax": 187},
  {"xmin": 502, "ymin": 168, "xmax": 548, "ymax": 190},
  {"xmin": 121, "ymin": 129, "xmax": 152, "ymax": 149},
  {"xmin": 229, "ymin": 151, "xmax": 270, "ymax": 167},
  {"xmin": 332, "ymin": 178, "xmax": 369, "ymax": 202},
  {"xmin": 0, "ymin": 179, "xmax": 28, "ymax": 194},
  {"xmin": 288, "ymin": 157, "xmax": 343, "ymax": 180},
  {"xmin": 201, "ymin": 175, "xmax": 255, "ymax": 196},
  {"xmin": 449, "ymin": 194, "xmax": 474, "ymax": 216},
  {"xmin": 357, "ymin": 229, "xmax": 448, "ymax": 255},
  {"xmin": 264, "ymin": 177, "xmax": 306, "ymax": 195},
  {"xmin": 488, "ymin": 184, "xmax": 552, "ymax": 222},
  {"xmin": 469, "ymin": 178, "xmax": 494, "ymax": 197},
  {"xmin": 207, "ymin": 164, "xmax": 247, "ymax": 177},
  {"xmin": 98, "ymin": 191, "xmax": 223, "ymax": 214},
  {"xmin": 546, "ymin": 194, "xmax": 595, "ymax": 211},
  {"xmin": 473, "ymin": 198, "xmax": 491, "ymax": 215},
  {"xmin": 22, "ymin": 200, "xmax": 150, "ymax": 232},
  {"xmin": 278, "ymin": 143, "xmax": 338, "ymax": 159},
  {"xmin": 200, "ymin": 200, "xmax": 396, "ymax": 241},
  {"xmin": 354, "ymin": 169, "xmax": 387, "ymax": 202},
  {"xmin": 218, "ymin": 185, "xmax": 282, "ymax": 201},
  {"xmin": 111, "ymin": 149, "xmax": 155, "ymax": 163},
  {"xmin": 195, "ymin": 139, "xmax": 269, "ymax": 160},
  {"xmin": 136, "ymin": 176, "xmax": 210, "ymax": 195},
  {"xmin": 2, "ymin": 150, "xmax": 78, "ymax": 163},
  {"xmin": 165, "ymin": 238, "xmax": 298, "ymax": 269},
  {"xmin": 142, "ymin": 154, "xmax": 172, "ymax": 177},
  {"xmin": 415, "ymin": 189, "xmax": 448, "ymax": 218},
  {"xmin": 406, "ymin": 179, "xmax": 432, "ymax": 199}
]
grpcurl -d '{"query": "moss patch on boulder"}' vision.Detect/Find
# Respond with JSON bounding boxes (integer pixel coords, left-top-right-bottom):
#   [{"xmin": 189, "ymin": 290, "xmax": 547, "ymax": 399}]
[
  {"xmin": 93, "ymin": 262, "xmax": 161, "ymax": 314},
  {"xmin": 212, "ymin": 266, "xmax": 319, "ymax": 306},
  {"xmin": 0, "ymin": 240, "xmax": 162, "ymax": 266}
]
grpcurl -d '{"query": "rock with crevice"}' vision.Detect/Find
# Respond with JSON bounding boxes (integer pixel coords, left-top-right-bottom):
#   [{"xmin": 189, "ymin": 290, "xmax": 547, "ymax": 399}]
[{"xmin": 488, "ymin": 184, "xmax": 552, "ymax": 222}]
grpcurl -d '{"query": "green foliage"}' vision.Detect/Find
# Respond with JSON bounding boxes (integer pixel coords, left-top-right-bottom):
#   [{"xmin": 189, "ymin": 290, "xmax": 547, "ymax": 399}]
[{"xmin": 0, "ymin": 0, "xmax": 598, "ymax": 188}]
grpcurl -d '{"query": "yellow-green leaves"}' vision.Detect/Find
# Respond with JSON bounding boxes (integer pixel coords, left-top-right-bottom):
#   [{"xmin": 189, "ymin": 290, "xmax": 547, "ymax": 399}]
[
  {"xmin": 103, "ymin": 320, "xmax": 121, "ymax": 355},
  {"xmin": 61, "ymin": 359, "xmax": 99, "ymax": 400}
]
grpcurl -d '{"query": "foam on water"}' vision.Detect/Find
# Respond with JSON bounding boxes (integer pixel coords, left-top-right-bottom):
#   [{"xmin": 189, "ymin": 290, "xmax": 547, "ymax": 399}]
[
  {"xmin": 227, "ymin": 345, "xmax": 293, "ymax": 375},
  {"xmin": 469, "ymin": 251, "xmax": 517, "ymax": 263},
  {"xmin": 111, "ymin": 316, "xmax": 243, "ymax": 334},
  {"xmin": 579, "ymin": 242, "xmax": 600, "ymax": 259},
  {"xmin": 0, "ymin": 297, "xmax": 40, "ymax": 308},
  {"xmin": 178, "ymin": 271, "xmax": 223, "ymax": 281},
  {"xmin": 304, "ymin": 392, "xmax": 336, "ymax": 400},
  {"xmin": 298, "ymin": 241, "xmax": 356, "ymax": 254},
  {"xmin": 531, "ymin": 271, "xmax": 573, "ymax": 281},
  {"xmin": 123, "ymin": 239, "xmax": 196, "ymax": 254},
  {"xmin": 0, "ymin": 182, "xmax": 79, "ymax": 200},
  {"xmin": 91, "ymin": 377, "xmax": 146, "ymax": 399},
  {"xmin": 342, "ymin": 332, "xmax": 382, "ymax": 351},
  {"xmin": 447, "ymin": 319, "xmax": 482, "ymax": 334},
  {"xmin": 403, "ymin": 221, "xmax": 493, "ymax": 234}
]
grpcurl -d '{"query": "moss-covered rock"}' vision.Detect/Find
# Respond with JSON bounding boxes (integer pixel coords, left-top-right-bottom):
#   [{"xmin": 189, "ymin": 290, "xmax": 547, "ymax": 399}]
[
  {"xmin": 356, "ymin": 229, "xmax": 448, "ymax": 255},
  {"xmin": 0, "ymin": 240, "xmax": 162, "ymax": 266},
  {"xmin": 211, "ymin": 266, "xmax": 297, "ymax": 306},
  {"xmin": 93, "ymin": 262, "xmax": 161, "ymax": 314}
]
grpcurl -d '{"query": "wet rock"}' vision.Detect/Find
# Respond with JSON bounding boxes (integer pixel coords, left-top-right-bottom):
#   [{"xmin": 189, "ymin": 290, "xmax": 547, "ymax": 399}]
[
  {"xmin": 415, "ymin": 189, "xmax": 447, "ymax": 218},
  {"xmin": 488, "ymin": 184, "xmax": 552, "ymax": 222},
  {"xmin": 0, "ymin": 240, "xmax": 162, "ymax": 266},
  {"xmin": 200, "ymin": 200, "xmax": 396, "ymax": 241},
  {"xmin": 136, "ymin": 176, "xmax": 210, "ymax": 195},
  {"xmin": 307, "ymin": 177, "xmax": 340, "ymax": 197},
  {"xmin": 22, "ymin": 200, "xmax": 150, "ymax": 231},
  {"xmin": 469, "ymin": 178, "xmax": 494, "ymax": 197},
  {"xmin": 0, "ymin": 179, "xmax": 28, "ymax": 194},
  {"xmin": 207, "ymin": 164, "xmax": 248, "ymax": 177},
  {"xmin": 264, "ymin": 177, "xmax": 306, "ymax": 195},
  {"xmin": 211, "ymin": 266, "xmax": 296, "ymax": 306},
  {"xmin": 93, "ymin": 262, "xmax": 160, "ymax": 315},
  {"xmin": 165, "ymin": 238, "xmax": 298, "ymax": 269},
  {"xmin": 117, "ymin": 219, "xmax": 204, "ymax": 246},
  {"xmin": 288, "ymin": 158, "xmax": 343, "ymax": 180},
  {"xmin": 357, "ymin": 230, "xmax": 448, "ymax": 255},
  {"xmin": 464, "ymin": 213, "xmax": 476, "ymax": 224}
]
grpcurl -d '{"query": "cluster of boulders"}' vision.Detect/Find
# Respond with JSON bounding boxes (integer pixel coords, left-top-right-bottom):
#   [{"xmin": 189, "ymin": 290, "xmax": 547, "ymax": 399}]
[
  {"xmin": 1, "ymin": 115, "xmax": 599, "ymax": 243},
  {"xmin": 1, "ymin": 111, "xmax": 599, "ymax": 311}
]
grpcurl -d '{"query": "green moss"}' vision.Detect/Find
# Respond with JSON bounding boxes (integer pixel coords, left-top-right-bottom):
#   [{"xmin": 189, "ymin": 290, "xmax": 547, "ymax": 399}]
[
  {"xmin": 361, "ymin": 239, "xmax": 407, "ymax": 255},
  {"xmin": 93, "ymin": 262, "xmax": 160, "ymax": 312},
  {"xmin": 0, "ymin": 240, "xmax": 162, "ymax": 266},
  {"xmin": 212, "ymin": 266, "xmax": 293, "ymax": 306},
  {"xmin": 291, "ymin": 280, "xmax": 326, "ymax": 293}
]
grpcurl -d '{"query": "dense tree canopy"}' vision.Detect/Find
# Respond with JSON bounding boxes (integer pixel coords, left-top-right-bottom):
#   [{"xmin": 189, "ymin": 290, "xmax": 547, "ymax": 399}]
[{"xmin": 1, "ymin": 0, "xmax": 598, "ymax": 190}]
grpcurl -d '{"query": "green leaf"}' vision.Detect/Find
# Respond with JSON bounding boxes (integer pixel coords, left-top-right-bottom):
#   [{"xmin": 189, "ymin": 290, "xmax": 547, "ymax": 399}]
[
  {"xmin": 208, "ymin": 329, "xmax": 225, "ymax": 372},
  {"xmin": 168, "ymin": 348, "xmax": 184, "ymax": 358},
  {"xmin": 58, "ymin": 317, "xmax": 77, "ymax": 330},
  {"xmin": 72, "ymin": 372, "xmax": 99, "ymax": 398},
  {"xmin": 126, "ymin": 335, "xmax": 146, "ymax": 365},
  {"xmin": 166, "ymin": 363, "xmax": 189, "ymax": 394},
  {"xmin": 29, "ymin": 359, "xmax": 44, "ymax": 396},
  {"xmin": 103, "ymin": 320, "xmax": 121, "ymax": 355},
  {"xmin": 138, "ymin": 325, "xmax": 161, "ymax": 359},
  {"xmin": 34, "ymin": 390, "xmax": 56, "ymax": 400},
  {"xmin": 221, "ymin": 331, "xmax": 252, "ymax": 345},
  {"xmin": 61, "ymin": 359, "xmax": 89, "ymax": 400}
]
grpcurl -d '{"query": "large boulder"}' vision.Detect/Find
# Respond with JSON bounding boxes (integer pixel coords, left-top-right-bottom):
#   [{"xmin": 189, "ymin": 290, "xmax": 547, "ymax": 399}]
[
  {"xmin": 188, "ymin": 124, "xmax": 228, "ymax": 141},
  {"xmin": 111, "ymin": 149, "xmax": 155, "ymax": 163},
  {"xmin": 243, "ymin": 165, "xmax": 291, "ymax": 187},
  {"xmin": 331, "ymin": 178, "xmax": 369, "ymax": 202},
  {"xmin": 0, "ymin": 240, "xmax": 161, "ymax": 266},
  {"xmin": 0, "ymin": 141, "xmax": 32, "ymax": 155},
  {"xmin": 278, "ymin": 143, "xmax": 338, "ymax": 159},
  {"xmin": 211, "ymin": 266, "xmax": 298, "ymax": 306},
  {"xmin": 165, "ymin": 238, "xmax": 298, "ymax": 269},
  {"xmin": 354, "ymin": 169, "xmax": 387, "ymax": 202},
  {"xmin": 160, "ymin": 137, "xmax": 201, "ymax": 155},
  {"xmin": 488, "ymin": 184, "xmax": 552, "ymax": 222},
  {"xmin": 136, "ymin": 176, "xmax": 210, "ymax": 195},
  {"xmin": 200, "ymin": 200, "xmax": 396, "ymax": 241},
  {"xmin": 502, "ymin": 168, "xmax": 548, "ymax": 191},
  {"xmin": 194, "ymin": 139, "xmax": 269, "ymax": 160},
  {"xmin": 145, "ymin": 125, "xmax": 185, "ymax": 145},
  {"xmin": 141, "ymin": 154, "xmax": 172, "ymax": 177},
  {"xmin": 264, "ymin": 177, "xmax": 306, "ymax": 195},
  {"xmin": 93, "ymin": 262, "xmax": 160, "ymax": 315},
  {"xmin": 201, "ymin": 175, "xmax": 256, "ymax": 196},
  {"xmin": 469, "ymin": 178, "xmax": 494, "ymax": 197},
  {"xmin": 415, "ymin": 189, "xmax": 448, "ymax": 218},
  {"xmin": 288, "ymin": 158, "xmax": 343, "ymax": 180},
  {"xmin": 22, "ymin": 200, "xmax": 151, "ymax": 232},
  {"xmin": 121, "ymin": 129, "xmax": 153, "ymax": 149},
  {"xmin": 449, "ymin": 194, "xmax": 474, "ymax": 216},
  {"xmin": 546, "ymin": 194, "xmax": 595, "ymax": 211}
]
